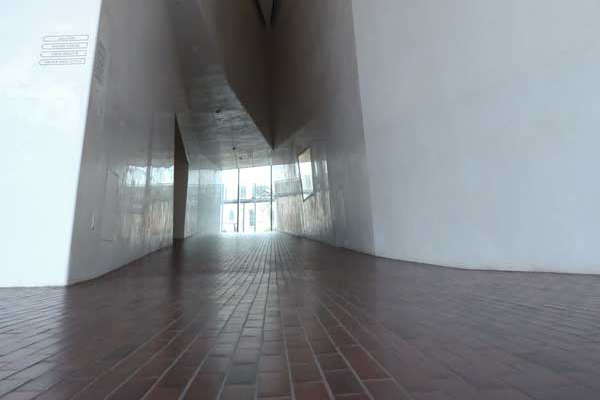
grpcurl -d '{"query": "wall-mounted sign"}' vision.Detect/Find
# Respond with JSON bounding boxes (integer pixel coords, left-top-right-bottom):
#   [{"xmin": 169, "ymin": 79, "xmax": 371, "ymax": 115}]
[{"xmin": 39, "ymin": 34, "xmax": 89, "ymax": 66}]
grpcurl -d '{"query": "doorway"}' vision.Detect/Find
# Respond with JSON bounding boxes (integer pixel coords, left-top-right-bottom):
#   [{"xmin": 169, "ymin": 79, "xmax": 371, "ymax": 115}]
[{"xmin": 221, "ymin": 165, "xmax": 272, "ymax": 233}]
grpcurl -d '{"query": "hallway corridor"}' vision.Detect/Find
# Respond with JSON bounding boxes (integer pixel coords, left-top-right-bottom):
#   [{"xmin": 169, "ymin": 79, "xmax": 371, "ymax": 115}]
[{"xmin": 1, "ymin": 234, "xmax": 600, "ymax": 400}]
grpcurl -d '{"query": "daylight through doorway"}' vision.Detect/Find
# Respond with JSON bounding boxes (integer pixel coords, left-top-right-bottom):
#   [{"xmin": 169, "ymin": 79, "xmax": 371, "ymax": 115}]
[{"xmin": 221, "ymin": 166, "xmax": 272, "ymax": 233}]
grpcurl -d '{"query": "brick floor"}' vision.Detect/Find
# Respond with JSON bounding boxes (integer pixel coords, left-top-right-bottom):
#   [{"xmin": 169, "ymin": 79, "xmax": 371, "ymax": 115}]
[{"xmin": 1, "ymin": 233, "xmax": 600, "ymax": 399}]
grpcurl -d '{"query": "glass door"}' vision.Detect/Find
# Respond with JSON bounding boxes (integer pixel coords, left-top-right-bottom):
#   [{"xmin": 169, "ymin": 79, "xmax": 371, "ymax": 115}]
[{"xmin": 220, "ymin": 166, "xmax": 272, "ymax": 233}]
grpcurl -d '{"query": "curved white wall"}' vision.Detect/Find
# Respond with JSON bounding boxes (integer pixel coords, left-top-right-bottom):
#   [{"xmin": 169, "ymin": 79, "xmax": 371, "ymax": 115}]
[{"xmin": 352, "ymin": 0, "xmax": 600, "ymax": 273}]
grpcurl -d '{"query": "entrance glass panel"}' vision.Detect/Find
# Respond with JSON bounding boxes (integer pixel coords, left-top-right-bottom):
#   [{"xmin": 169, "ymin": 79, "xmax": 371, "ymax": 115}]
[
  {"xmin": 220, "ymin": 166, "xmax": 272, "ymax": 233},
  {"xmin": 221, "ymin": 203, "xmax": 238, "ymax": 233}
]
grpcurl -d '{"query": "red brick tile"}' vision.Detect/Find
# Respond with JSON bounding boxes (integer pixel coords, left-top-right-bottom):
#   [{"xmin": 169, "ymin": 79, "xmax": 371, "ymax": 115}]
[{"xmin": 258, "ymin": 373, "xmax": 290, "ymax": 398}]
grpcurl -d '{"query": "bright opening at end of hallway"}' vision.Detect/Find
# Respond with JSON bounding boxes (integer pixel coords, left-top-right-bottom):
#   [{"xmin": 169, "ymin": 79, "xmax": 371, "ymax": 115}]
[{"xmin": 221, "ymin": 165, "xmax": 273, "ymax": 233}]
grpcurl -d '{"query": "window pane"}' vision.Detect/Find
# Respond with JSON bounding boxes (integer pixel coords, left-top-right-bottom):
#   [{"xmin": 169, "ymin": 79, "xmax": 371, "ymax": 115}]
[
  {"xmin": 298, "ymin": 148, "xmax": 314, "ymax": 200},
  {"xmin": 242, "ymin": 203, "xmax": 255, "ymax": 232},
  {"xmin": 222, "ymin": 169, "xmax": 239, "ymax": 202},
  {"xmin": 256, "ymin": 202, "xmax": 271, "ymax": 232},
  {"xmin": 239, "ymin": 166, "xmax": 271, "ymax": 201},
  {"xmin": 221, "ymin": 203, "xmax": 238, "ymax": 233}
]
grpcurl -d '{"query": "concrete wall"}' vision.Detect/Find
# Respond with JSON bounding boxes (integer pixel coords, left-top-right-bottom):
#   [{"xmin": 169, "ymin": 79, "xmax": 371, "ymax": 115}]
[
  {"xmin": 196, "ymin": 0, "xmax": 273, "ymax": 145},
  {"xmin": 67, "ymin": 0, "xmax": 183, "ymax": 284},
  {"xmin": 68, "ymin": 0, "xmax": 223, "ymax": 284},
  {"xmin": 352, "ymin": 0, "xmax": 600, "ymax": 273},
  {"xmin": 0, "ymin": 1, "xmax": 102, "ymax": 287},
  {"xmin": 271, "ymin": 0, "xmax": 375, "ymax": 254}
]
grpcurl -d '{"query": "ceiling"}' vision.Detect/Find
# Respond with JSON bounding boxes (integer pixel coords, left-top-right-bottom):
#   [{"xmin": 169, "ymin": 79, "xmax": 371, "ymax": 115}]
[{"xmin": 168, "ymin": 0, "xmax": 273, "ymax": 170}]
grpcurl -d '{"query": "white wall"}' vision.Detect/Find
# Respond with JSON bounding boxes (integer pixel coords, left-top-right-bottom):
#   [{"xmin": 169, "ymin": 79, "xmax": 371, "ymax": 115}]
[
  {"xmin": 68, "ymin": 0, "xmax": 222, "ymax": 285},
  {"xmin": 67, "ymin": 0, "xmax": 184, "ymax": 284},
  {"xmin": 69, "ymin": 0, "xmax": 220, "ymax": 283},
  {"xmin": 352, "ymin": 0, "xmax": 600, "ymax": 273},
  {"xmin": 0, "ymin": 1, "xmax": 102, "ymax": 287},
  {"xmin": 271, "ymin": 0, "xmax": 375, "ymax": 254}
]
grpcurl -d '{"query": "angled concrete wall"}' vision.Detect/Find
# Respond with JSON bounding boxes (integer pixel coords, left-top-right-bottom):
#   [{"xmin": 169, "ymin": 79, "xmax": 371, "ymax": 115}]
[
  {"xmin": 67, "ymin": 0, "xmax": 183, "ymax": 284},
  {"xmin": 68, "ymin": 0, "xmax": 223, "ymax": 285},
  {"xmin": 270, "ymin": 0, "xmax": 375, "ymax": 254},
  {"xmin": 196, "ymin": 0, "xmax": 273, "ymax": 145}
]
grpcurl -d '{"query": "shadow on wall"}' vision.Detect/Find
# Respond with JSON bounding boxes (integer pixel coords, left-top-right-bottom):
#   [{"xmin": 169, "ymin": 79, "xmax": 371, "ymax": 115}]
[
  {"xmin": 269, "ymin": 0, "xmax": 375, "ymax": 255},
  {"xmin": 173, "ymin": 118, "xmax": 189, "ymax": 240},
  {"xmin": 196, "ymin": 0, "xmax": 273, "ymax": 146}
]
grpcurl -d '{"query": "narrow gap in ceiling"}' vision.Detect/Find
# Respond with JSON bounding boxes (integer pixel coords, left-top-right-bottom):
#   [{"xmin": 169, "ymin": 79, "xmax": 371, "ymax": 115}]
[{"xmin": 256, "ymin": 0, "xmax": 274, "ymax": 29}]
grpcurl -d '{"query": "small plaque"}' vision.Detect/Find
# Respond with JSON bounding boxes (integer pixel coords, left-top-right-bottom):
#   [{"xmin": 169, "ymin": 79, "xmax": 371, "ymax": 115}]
[
  {"xmin": 43, "ymin": 35, "xmax": 89, "ymax": 43},
  {"xmin": 39, "ymin": 58, "xmax": 86, "ymax": 66},
  {"xmin": 39, "ymin": 34, "xmax": 90, "ymax": 66},
  {"xmin": 42, "ymin": 42, "xmax": 88, "ymax": 50}
]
